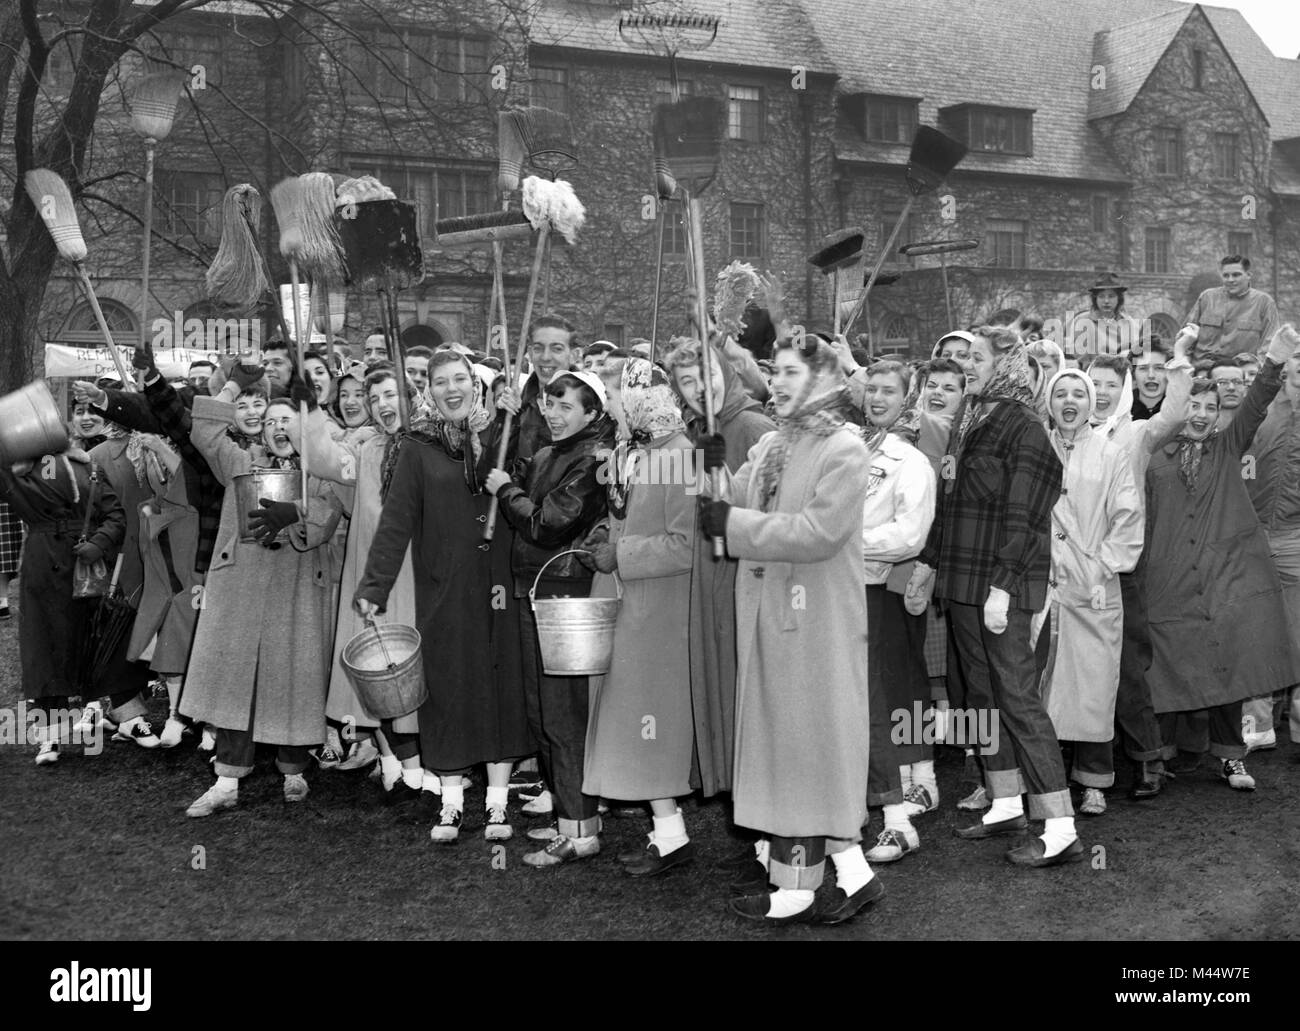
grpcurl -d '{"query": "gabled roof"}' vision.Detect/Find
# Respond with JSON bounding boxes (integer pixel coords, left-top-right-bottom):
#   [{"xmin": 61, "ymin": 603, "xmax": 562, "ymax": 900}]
[
  {"xmin": 1201, "ymin": 4, "xmax": 1300, "ymax": 140},
  {"xmin": 529, "ymin": 0, "xmax": 837, "ymax": 76},
  {"xmin": 1087, "ymin": 7, "xmax": 1191, "ymax": 119}
]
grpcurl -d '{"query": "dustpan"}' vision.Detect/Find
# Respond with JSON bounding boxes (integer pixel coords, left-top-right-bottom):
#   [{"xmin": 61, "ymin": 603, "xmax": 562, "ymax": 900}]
[{"xmin": 336, "ymin": 199, "xmax": 425, "ymax": 290}]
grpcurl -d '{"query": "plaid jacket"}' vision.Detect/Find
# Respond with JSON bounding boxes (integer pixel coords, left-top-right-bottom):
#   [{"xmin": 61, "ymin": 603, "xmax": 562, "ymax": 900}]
[{"xmin": 920, "ymin": 400, "xmax": 1061, "ymax": 611}]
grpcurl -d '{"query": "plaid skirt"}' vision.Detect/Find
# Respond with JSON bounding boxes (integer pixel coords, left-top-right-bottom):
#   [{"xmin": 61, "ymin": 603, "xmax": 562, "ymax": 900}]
[{"xmin": 0, "ymin": 500, "xmax": 23, "ymax": 576}]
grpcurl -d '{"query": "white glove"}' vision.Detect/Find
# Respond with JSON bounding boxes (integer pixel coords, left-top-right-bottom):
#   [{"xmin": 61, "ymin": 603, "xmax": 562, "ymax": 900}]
[
  {"xmin": 904, "ymin": 562, "xmax": 935, "ymax": 616},
  {"xmin": 983, "ymin": 586, "xmax": 1010, "ymax": 635},
  {"xmin": 1265, "ymin": 323, "xmax": 1300, "ymax": 365}
]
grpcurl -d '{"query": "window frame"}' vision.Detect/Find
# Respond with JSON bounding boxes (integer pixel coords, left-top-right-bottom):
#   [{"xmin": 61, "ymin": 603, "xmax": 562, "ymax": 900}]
[
  {"xmin": 1212, "ymin": 132, "xmax": 1240, "ymax": 180},
  {"xmin": 727, "ymin": 84, "xmax": 765, "ymax": 143},
  {"xmin": 155, "ymin": 169, "xmax": 225, "ymax": 243},
  {"xmin": 729, "ymin": 201, "xmax": 766, "ymax": 262},
  {"xmin": 985, "ymin": 217, "xmax": 1028, "ymax": 268},
  {"xmin": 347, "ymin": 158, "xmax": 494, "ymax": 237},
  {"xmin": 530, "ymin": 63, "xmax": 570, "ymax": 114},
  {"xmin": 1152, "ymin": 127, "xmax": 1183, "ymax": 177},
  {"xmin": 1144, "ymin": 227, "xmax": 1172, "ymax": 274},
  {"xmin": 863, "ymin": 95, "xmax": 920, "ymax": 145}
]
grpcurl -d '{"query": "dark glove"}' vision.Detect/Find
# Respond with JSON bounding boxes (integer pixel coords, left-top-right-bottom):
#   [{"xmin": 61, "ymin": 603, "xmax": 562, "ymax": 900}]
[
  {"xmin": 73, "ymin": 541, "xmax": 104, "ymax": 564},
  {"xmin": 586, "ymin": 541, "xmax": 618, "ymax": 574},
  {"xmin": 701, "ymin": 499, "xmax": 731, "ymax": 539},
  {"xmin": 230, "ymin": 361, "xmax": 266, "ymax": 391},
  {"xmin": 133, "ymin": 338, "xmax": 157, "ymax": 374},
  {"xmin": 247, "ymin": 498, "xmax": 299, "ymax": 544},
  {"xmin": 288, "ymin": 374, "xmax": 318, "ymax": 411},
  {"xmin": 701, "ymin": 433, "xmax": 727, "ymax": 474}
]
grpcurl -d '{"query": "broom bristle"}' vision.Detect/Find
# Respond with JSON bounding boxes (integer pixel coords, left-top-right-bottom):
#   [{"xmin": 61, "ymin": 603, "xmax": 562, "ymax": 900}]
[
  {"xmin": 499, "ymin": 111, "xmax": 527, "ymax": 195},
  {"xmin": 808, "ymin": 228, "xmax": 866, "ymax": 273},
  {"xmin": 24, "ymin": 169, "xmax": 87, "ymax": 263},
  {"xmin": 905, "ymin": 126, "xmax": 967, "ymax": 195},
  {"xmin": 206, "ymin": 184, "xmax": 270, "ymax": 310},
  {"xmin": 434, "ymin": 210, "xmax": 533, "ymax": 248},
  {"xmin": 512, "ymin": 107, "xmax": 578, "ymax": 178},
  {"xmin": 130, "ymin": 71, "xmax": 187, "ymax": 141}
]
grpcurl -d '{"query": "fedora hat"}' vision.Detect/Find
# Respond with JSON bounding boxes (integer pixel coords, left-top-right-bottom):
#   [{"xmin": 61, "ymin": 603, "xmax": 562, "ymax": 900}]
[{"xmin": 1088, "ymin": 271, "xmax": 1127, "ymax": 293}]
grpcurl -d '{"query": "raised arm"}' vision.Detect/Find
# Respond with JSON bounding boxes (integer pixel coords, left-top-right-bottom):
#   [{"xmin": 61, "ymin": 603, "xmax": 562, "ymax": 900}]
[{"xmin": 190, "ymin": 395, "xmax": 253, "ymax": 486}]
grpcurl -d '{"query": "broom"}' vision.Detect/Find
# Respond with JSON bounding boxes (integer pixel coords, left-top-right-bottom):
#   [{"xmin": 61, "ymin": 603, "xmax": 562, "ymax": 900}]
[
  {"xmin": 807, "ymin": 227, "xmax": 867, "ymax": 338},
  {"xmin": 129, "ymin": 70, "xmax": 187, "ymax": 385},
  {"xmin": 842, "ymin": 126, "xmax": 967, "ymax": 336},
  {"xmin": 24, "ymin": 169, "xmax": 134, "ymax": 389},
  {"xmin": 483, "ymin": 177, "xmax": 585, "ymax": 543}
]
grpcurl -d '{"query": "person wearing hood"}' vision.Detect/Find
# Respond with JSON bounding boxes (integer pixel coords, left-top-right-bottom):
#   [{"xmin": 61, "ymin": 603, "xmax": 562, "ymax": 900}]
[
  {"xmin": 1142, "ymin": 324, "xmax": 1300, "ymax": 792},
  {"xmin": 1037, "ymin": 369, "xmax": 1144, "ymax": 816},
  {"xmin": 484, "ymin": 369, "xmax": 618, "ymax": 866},
  {"xmin": 663, "ymin": 337, "xmax": 775, "ymax": 805},
  {"xmin": 702, "ymin": 337, "xmax": 877, "ymax": 925},
  {"xmin": 1089, "ymin": 347, "xmax": 1192, "ymax": 796},
  {"xmin": 910, "ymin": 325, "xmax": 1080, "ymax": 868}
]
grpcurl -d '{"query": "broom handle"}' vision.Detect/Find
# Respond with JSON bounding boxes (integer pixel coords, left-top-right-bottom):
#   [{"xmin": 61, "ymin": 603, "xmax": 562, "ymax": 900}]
[
  {"xmin": 384, "ymin": 287, "xmax": 411, "ymax": 432},
  {"xmin": 287, "ymin": 260, "xmax": 309, "ymax": 501},
  {"xmin": 485, "ymin": 223, "xmax": 550, "ymax": 543},
  {"xmin": 649, "ymin": 200, "xmax": 667, "ymax": 364},
  {"xmin": 75, "ymin": 267, "xmax": 135, "ymax": 390},
  {"xmin": 686, "ymin": 194, "xmax": 724, "ymax": 561},
  {"xmin": 833, "ymin": 273, "xmax": 842, "ymax": 339},
  {"xmin": 842, "ymin": 195, "xmax": 915, "ymax": 338},
  {"xmin": 137, "ymin": 141, "xmax": 155, "ymax": 391},
  {"xmin": 242, "ymin": 210, "xmax": 293, "ymax": 349}
]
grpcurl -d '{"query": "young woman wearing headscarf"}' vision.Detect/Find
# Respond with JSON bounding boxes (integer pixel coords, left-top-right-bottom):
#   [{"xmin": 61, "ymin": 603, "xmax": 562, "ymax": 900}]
[
  {"xmin": 664, "ymin": 338, "xmax": 775, "ymax": 801},
  {"xmin": 1036, "ymin": 369, "xmax": 1143, "ymax": 816},
  {"xmin": 909, "ymin": 325, "xmax": 1080, "ymax": 867},
  {"xmin": 355, "ymin": 350, "xmax": 532, "ymax": 843},
  {"xmin": 580, "ymin": 356, "xmax": 700, "ymax": 877},
  {"xmin": 701, "ymin": 336, "xmax": 876, "ymax": 925}
]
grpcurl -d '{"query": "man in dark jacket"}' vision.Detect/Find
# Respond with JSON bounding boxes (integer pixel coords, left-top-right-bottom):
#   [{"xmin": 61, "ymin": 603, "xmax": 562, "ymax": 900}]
[
  {"xmin": 509, "ymin": 314, "xmax": 581, "ymax": 463},
  {"xmin": 486, "ymin": 370, "xmax": 615, "ymax": 866}
]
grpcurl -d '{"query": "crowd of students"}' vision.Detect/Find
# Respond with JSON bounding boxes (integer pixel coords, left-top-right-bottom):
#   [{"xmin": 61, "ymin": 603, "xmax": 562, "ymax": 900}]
[{"xmin": 4, "ymin": 254, "xmax": 1298, "ymax": 927}]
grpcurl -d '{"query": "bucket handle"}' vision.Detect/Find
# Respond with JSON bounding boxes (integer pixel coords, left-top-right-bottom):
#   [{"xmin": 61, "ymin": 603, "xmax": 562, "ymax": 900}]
[
  {"xmin": 365, "ymin": 614, "xmax": 396, "ymax": 671},
  {"xmin": 529, "ymin": 549, "xmax": 623, "ymax": 603}
]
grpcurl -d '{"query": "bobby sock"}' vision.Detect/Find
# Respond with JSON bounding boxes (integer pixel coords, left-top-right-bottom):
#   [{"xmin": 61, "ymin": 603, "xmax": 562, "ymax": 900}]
[
  {"xmin": 755, "ymin": 839, "xmax": 771, "ymax": 869},
  {"xmin": 486, "ymin": 786, "xmax": 509, "ymax": 810},
  {"xmin": 830, "ymin": 846, "xmax": 874, "ymax": 895},
  {"xmin": 216, "ymin": 775, "xmax": 238, "ymax": 792},
  {"xmin": 421, "ymin": 771, "xmax": 441, "ymax": 795},
  {"xmin": 442, "ymin": 781, "xmax": 465, "ymax": 811},
  {"xmin": 882, "ymin": 803, "xmax": 912, "ymax": 834},
  {"xmin": 379, "ymin": 754, "xmax": 401, "ymax": 789},
  {"xmin": 911, "ymin": 759, "xmax": 937, "ymax": 797},
  {"xmin": 899, "ymin": 764, "xmax": 914, "ymax": 793},
  {"xmin": 401, "ymin": 766, "xmax": 422, "ymax": 790},
  {"xmin": 766, "ymin": 888, "xmax": 816, "ymax": 919},
  {"xmin": 651, "ymin": 809, "xmax": 689, "ymax": 855},
  {"xmin": 983, "ymin": 794, "xmax": 1025, "ymax": 824},
  {"xmin": 1040, "ymin": 815, "xmax": 1077, "ymax": 857}
]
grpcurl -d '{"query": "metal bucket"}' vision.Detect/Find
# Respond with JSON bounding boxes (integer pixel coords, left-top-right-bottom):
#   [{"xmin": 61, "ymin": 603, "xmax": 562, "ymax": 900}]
[
  {"xmin": 233, "ymin": 468, "xmax": 301, "ymax": 543},
  {"xmin": 340, "ymin": 617, "xmax": 426, "ymax": 720},
  {"xmin": 529, "ymin": 550, "xmax": 622, "ymax": 677},
  {"xmin": 0, "ymin": 381, "xmax": 69, "ymax": 465}
]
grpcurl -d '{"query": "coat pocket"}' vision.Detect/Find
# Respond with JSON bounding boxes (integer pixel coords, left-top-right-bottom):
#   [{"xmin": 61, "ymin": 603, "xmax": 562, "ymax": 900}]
[
  {"xmin": 960, "ymin": 454, "xmax": 1005, "ymax": 503},
  {"xmin": 1206, "ymin": 526, "xmax": 1276, "ymax": 606}
]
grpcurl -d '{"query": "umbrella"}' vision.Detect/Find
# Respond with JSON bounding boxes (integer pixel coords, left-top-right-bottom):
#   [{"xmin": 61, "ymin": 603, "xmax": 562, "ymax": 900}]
[{"xmin": 77, "ymin": 554, "xmax": 141, "ymax": 694}]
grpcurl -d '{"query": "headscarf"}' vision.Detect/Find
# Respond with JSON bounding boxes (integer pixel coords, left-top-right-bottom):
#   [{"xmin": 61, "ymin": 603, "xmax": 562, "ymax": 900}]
[
  {"xmin": 665, "ymin": 337, "xmax": 763, "ymax": 440},
  {"xmin": 1045, "ymin": 368, "xmax": 1096, "ymax": 459},
  {"xmin": 606, "ymin": 357, "xmax": 686, "ymax": 519},
  {"xmin": 945, "ymin": 342, "xmax": 1036, "ymax": 495},
  {"xmin": 754, "ymin": 339, "xmax": 851, "ymax": 513},
  {"xmin": 1091, "ymin": 365, "xmax": 1134, "ymax": 438}
]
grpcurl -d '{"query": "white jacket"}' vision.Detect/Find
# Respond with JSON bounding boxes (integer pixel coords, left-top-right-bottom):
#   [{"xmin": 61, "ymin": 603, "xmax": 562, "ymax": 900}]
[{"xmin": 861, "ymin": 431, "xmax": 936, "ymax": 585}]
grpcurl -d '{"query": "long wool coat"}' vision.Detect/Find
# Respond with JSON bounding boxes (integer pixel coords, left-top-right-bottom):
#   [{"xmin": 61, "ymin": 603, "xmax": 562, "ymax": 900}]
[
  {"xmin": 303, "ymin": 412, "xmax": 417, "ymax": 733},
  {"xmin": 1038, "ymin": 426, "xmax": 1143, "ymax": 741},
  {"xmin": 0, "ymin": 452, "xmax": 124, "ymax": 698},
  {"xmin": 180, "ymin": 398, "xmax": 341, "ymax": 746},
  {"xmin": 88, "ymin": 437, "xmax": 149, "ymax": 642},
  {"xmin": 356, "ymin": 434, "xmax": 532, "ymax": 771},
  {"xmin": 583, "ymin": 432, "xmax": 699, "ymax": 802},
  {"xmin": 1145, "ymin": 359, "xmax": 1300, "ymax": 712},
  {"xmin": 725, "ymin": 427, "xmax": 872, "ymax": 840}
]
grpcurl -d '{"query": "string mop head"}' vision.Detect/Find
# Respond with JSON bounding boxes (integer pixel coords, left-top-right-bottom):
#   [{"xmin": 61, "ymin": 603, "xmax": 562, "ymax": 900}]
[
  {"xmin": 520, "ymin": 176, "xmax": 585, "ymax": 245},
  {"xmin": 713, "ymin": 261, "xmax": 760, "ymax": 340},
  {"xmin": 335, "ymin": 175, "xmax": 396, "ymax": 206},
  {"xmin": 129, "ymin": 70, "xmax": 188, "ymax": 142},
  {"xmin": 24, "ymin": 169, "xmax": 86, "ymax": 262},
  {"xmin": 206, "ymin": 184, "xmax": 271, "ymax": 309}
]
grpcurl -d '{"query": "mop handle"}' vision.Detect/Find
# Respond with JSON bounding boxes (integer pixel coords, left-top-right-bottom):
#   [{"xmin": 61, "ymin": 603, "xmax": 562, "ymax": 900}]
[
  {"xmin": 287, "ymin": 261, "xmax": 309, "ymax": 501},
  {"xmin": 842, "ymin": 195, "xmax": 915, "ymax": 338},
  {"xmin": 686, "ymin": 194, "xmax": 724, "ymax": 561},
  {"xmin": 137, "ymin": 142, "xmax": 155, "ymax": 391}
]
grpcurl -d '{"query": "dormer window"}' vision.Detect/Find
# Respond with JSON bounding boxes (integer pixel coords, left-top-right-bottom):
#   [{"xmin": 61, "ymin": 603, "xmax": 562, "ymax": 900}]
[
  {"xmin": 942, "ymin": 104, "xmax": 1033, "ymax": 156},
  {"xmin": 863, "ymin": 95, "xmax": 919, "ymax": 144}
]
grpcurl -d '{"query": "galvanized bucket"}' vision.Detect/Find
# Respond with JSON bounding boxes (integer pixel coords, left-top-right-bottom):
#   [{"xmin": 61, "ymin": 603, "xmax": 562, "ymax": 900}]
[
  {"xmin": 529, "ymin": 549, "xmax": 622, "ymax": 677},
  {"xmin": 233, "ymin": 468, "xmax": 301, "ymax": 543},
  {"xmin": 0, "ymin": 381, "xmax": 69, "ymax": 465},
  {"xmin": 340, "ymin": 616, "xmax": 426, "ymax": 720}
]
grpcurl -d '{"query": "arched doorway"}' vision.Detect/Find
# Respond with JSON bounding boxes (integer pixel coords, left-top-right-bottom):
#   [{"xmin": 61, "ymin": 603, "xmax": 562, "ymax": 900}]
[
  {"xmin": 61, "ymin": 299, "xmax": 137, "ymax": 347},
  {"xmin": 402, "ymin": 324, "xmax": 443, "ymax": 350}
]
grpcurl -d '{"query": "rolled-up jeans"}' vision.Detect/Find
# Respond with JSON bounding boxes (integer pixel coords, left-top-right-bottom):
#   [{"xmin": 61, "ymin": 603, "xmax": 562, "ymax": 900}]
[
  {"xmin": 948, "ymin": 601, "xmax": 1073, "ymax": 819},
  {"xmin": 1116, "ymin": 564, "xmax": 1164, "ymax": 761},
  {"xmin": 1242, "ymin": 527, "xmax": 1300, "ymax": 742}
]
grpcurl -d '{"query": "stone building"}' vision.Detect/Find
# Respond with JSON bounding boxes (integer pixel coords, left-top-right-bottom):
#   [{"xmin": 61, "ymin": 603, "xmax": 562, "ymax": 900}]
[{"xmin": 25, "ymin": 0, "xmax": 1300, "ymax": 364}]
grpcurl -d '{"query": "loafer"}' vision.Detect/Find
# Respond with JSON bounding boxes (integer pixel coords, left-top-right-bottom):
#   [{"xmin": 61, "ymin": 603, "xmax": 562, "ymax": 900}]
[
  {"xmin": 383, "ymin": 781, "xmax": 422, "ymax": 807},
  {"xmin": 729, "ymin": 890, "xmax": 818, "ymax": 925},
  {"xmin": 1006, "ymin": 836, "xmax": 1085, "ymax": 868},
  {"xmin": 617, "ymin": 835, "xmax": 654, "ymax": 864},
  {"xmin": 813, "ymin": 876, "xmax": 886, "ymax": 925},
  {"xmin": 715, "ymin": 841, "xmax": 760, "ymax": 871},
  {"xmin": 624, "ymin": 841, "xmax": 695, "ymax": 878},
  {"xmin": 954, "ymin": 814, "xmax": 1027, "ymax": 839},
  {"xmin": 728, "ymin": 858, "xmax": 770, "ymax": 896},
  {"xmin": 1128, "ymin": 761, "xmax": 1163, "ymax": 800}
]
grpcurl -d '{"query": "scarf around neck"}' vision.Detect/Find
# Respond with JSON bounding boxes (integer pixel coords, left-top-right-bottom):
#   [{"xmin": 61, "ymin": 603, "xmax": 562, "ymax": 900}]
[{"xmin": 944, "ymin": 344, "xmax": 1036, "ymax": 494}]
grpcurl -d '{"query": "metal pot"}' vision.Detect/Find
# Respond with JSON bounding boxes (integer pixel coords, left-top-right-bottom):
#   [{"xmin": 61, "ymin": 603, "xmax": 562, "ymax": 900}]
[
  {"xmin": 233, "ymin": 468, "xmax": 301, "ymax": 543},
  {"xmin": 0, "ymin": 381, "xmax": 69, "ymax": 465}
]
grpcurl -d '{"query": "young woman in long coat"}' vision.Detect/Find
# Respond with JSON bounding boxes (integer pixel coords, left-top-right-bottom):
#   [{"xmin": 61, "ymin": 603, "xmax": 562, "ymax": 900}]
[
  {"xmin": 702, "ymin": 337, "xmax": 876, "ymax": 926},
  {"xmin": 182, "ymin": 378, "xmax": 342, "ymax": 816},
  {"xmin": 355, "ymin": 351, "xmax": 532, "ymax": 844},
  {"xmin": 581, "ymin": 357, "xmax": 700, "ymax": 877},
  {"xmin": 1143, "ymin": 325, "xmax": 1300, "ymax": 790},
  {"xmin": 664, "ymin": 338, "xmax": 775, "ymax": 797},
  {"xmin": 1037, "ymin": 370, "xmax": 1143, "ymax": 815}
]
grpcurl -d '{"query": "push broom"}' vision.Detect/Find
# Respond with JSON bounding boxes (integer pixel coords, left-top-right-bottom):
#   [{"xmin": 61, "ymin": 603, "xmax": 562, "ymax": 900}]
[
  {"xmin": 807, "ymin": 227, "xmax": 868, "ymax": 339},
  {"xmin": 482, "ymin": 176, "xmax": 585, "ymax": 543},
  {"xmin": 25, "ymin": 169, "xmax": 134, "ymax": 388},
  {"xmin": 841, "ymin": 125, "xmax": 967, "ymax": 337},
  {"xmin": 128, "ymin": 69, "xmax": 186, "ymax": 385},
  {"xmin": 898, "ymin": 237, "xmax": 980, "ymax": 333}
]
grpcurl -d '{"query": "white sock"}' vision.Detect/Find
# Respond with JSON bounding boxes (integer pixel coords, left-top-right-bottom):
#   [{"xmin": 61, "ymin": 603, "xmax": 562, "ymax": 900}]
[
  {"xmin": 401, "ymin": 766, "xmax": 422, "ymax": 790},
  {"xmin": 766, "ymin": 888, "xmax": 816, "ymax": 918},
  {"xmin": 911, "ymin": 759, "xmax": 937, "ymax": 795},
  {"xmin": 379, "ymin": 754, "xmax": 401, "ymax": 788},
  {"xmin": 486, "ymin": 786, "xmax": 509, "ymax": 810},
  {"xmin": 216, "ymin": 775, "xmax": 239, "ymax": 792},
  {"xmin": 1040, "ymin": 815, "xmax": 1077, "ymax": 857},
  {"xmin": 754, "ymin": 839, "xmax": 771, "ymax": 869},
  {"xmin": 883, "ymin": 803, "xmax": 912, "ymax": 834},
  {"xmin": 899, "ymin": 764, "xmax": 914, "ymax": 793},
  {"xmin": 422, "ymin": 771, "xmax": 441, "ymax": 794},
  {"xmin": 571, "ymin": 834, "xmax": 597, "ymax": 847},
  {"xmin": 651, "ymin": 809, "xmax": 689, "ymax": 855},
  {"xmin": 441, "ymin": 781, "xmax": 464, "ymax": 811},
  {"xmin": 933, "ymin": 702, "xmax": 951, "ymax": 742},
  {"xmin": 983, "ymin": 794, "xmax": 1025, "ymax": 824},
  {"xmin": 830, "ymin": 846, "xmax": 874, "ymax": 895}
]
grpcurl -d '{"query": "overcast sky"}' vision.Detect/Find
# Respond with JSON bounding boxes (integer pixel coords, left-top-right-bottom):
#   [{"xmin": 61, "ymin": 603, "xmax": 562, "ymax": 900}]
[{"xmin": 1199, "ymin": 0, "xmax": 1300, "ymax": 57}]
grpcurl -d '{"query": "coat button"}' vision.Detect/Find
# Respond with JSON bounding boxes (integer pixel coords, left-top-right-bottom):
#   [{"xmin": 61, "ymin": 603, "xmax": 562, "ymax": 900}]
[
  {"xmin": 221, "ymin": 552, "xmax": 228, "ymax": 559},
  {"xmin": 477, "ymin": 514, "xmax": 487, "ymax": 523},
  {"xmin": 752, "ymin": 567, "xmax": 765, "ymax": 578}
]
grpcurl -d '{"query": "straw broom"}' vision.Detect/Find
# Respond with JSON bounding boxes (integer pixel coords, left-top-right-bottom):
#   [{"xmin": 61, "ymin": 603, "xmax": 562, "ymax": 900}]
[
  {"xmin": 129, "ymin": 70, "xmax": 187, "ymax": 386},
  {"xmin": 24, "ymin": 169, "xmax": 134, "ymax": 389}
]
